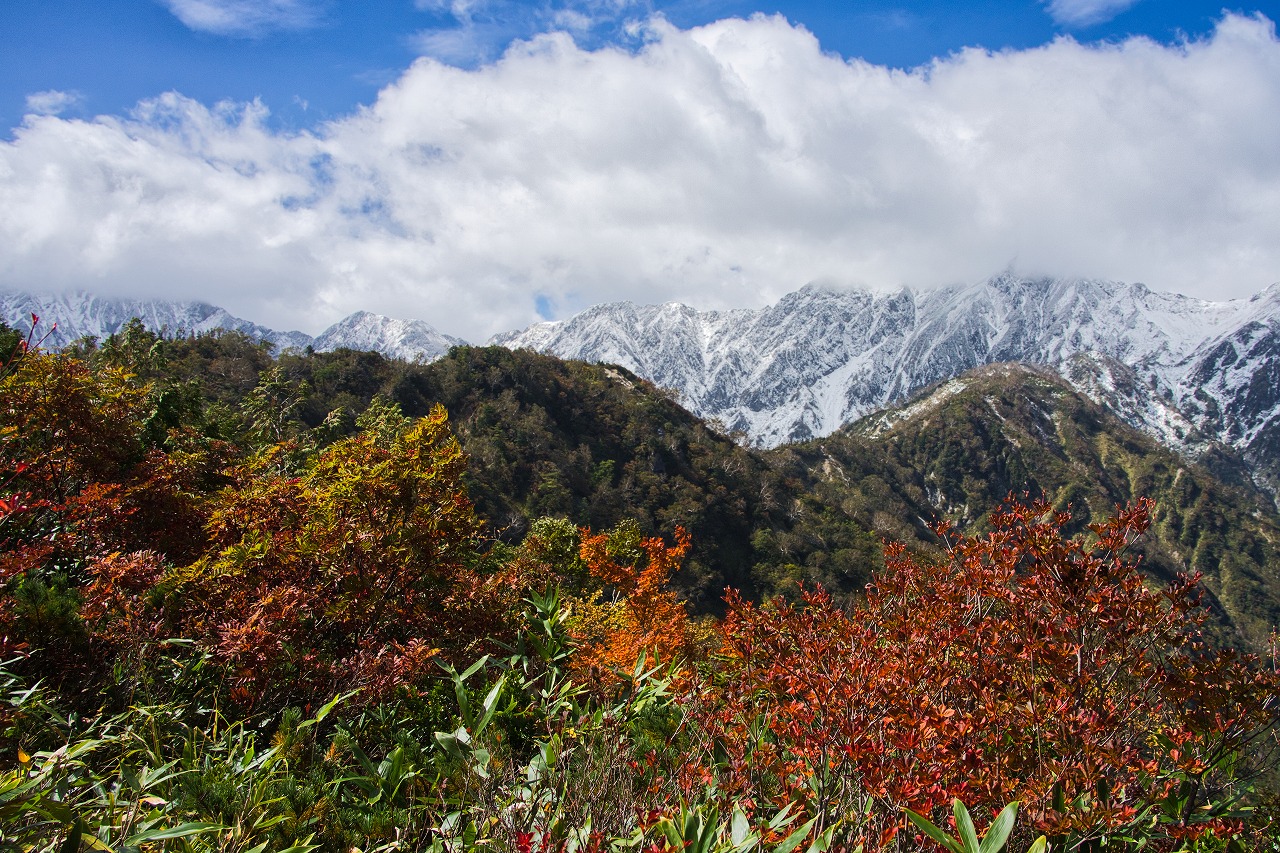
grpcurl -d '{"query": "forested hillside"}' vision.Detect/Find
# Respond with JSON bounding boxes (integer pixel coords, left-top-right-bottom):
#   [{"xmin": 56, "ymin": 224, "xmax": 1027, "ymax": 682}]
[
  {"xmin": 783, "ymin": 364, "xmax": 1280, "ymax": 651},
  {"xmin": 274, "ymin": 340, "xmax": 1280, "ymax": 648},
  {"xmin": 122, "ymin": 330, "xmax": 889, "ymax": 611},
  {"xmin": 51, "ymin": 322, "xmax": 1280, "ymax": 642},
  {"xmin": 4, "ymin": 319, "xmax": 1280, "ymax": 851}
]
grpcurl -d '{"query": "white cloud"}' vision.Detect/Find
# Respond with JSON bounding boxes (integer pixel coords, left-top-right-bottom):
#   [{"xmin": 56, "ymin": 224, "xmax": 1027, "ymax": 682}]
[
  {"xmin": 159, "ymin": 0, "xmax": 323, "ymax": 36},
  {"xmin": 1043, "ymin": 0, "xmax": 1141, "ymax": 28},
  {"xmin": 2, "ymin": 13, "xmax": 1279, "ymax": 341},
  {"xmin": 410, "ymin": 26, "xmax": 498, "ymax": 64},
  {"xmin": 415, "ymin": 0, "xmax": 482, "ymax": 16},
  {"xmin": 409, "ymin": 0, "xmax": 646, "ymax": 64},
  {"xmin": 23, "ymin": 90, "xmax": 83, "ymax": 116}
]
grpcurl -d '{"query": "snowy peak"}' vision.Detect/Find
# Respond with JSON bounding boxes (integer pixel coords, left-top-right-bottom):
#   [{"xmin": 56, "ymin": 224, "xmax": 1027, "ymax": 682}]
[
  {"xmin": 0, "ymin": 290, "xmax": 463, "ymax": 363},
  {"xmin": 311, "ymin": 311, "xmax": 465, "ymax": 362},
  {"xmin": 0, "ymin": 290, "xmax": 313, "ymax": 352}
]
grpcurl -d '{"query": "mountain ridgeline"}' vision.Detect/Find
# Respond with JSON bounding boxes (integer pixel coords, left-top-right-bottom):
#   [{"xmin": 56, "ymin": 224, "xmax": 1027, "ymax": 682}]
[
  {"xmin": 497, "ymin": 275, "xmax": 1280, "ymax": 507},
  {"xmin": 9, "ymin": 275, "xmax": 1279, "ymax": 509},
  {"xmin": 38, "ymin": 316, "xmax": 1280, "ymax": 651}
]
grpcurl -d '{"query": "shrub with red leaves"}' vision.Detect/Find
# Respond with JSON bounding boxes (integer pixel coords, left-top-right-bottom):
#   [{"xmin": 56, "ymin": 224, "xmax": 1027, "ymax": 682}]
[{"xmin": 679, "ymin": 498, "xmax": 1279, "ymax": 851}]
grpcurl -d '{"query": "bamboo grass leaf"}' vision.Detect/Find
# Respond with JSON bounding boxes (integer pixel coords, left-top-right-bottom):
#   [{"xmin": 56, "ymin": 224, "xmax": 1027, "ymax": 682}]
[{"xmin": 978, "ymin": 802, "xmax": 1018, "ymax": 853}]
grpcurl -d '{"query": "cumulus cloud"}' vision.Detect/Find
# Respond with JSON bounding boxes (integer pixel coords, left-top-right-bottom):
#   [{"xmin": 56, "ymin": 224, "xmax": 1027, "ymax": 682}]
[
  {"xmin": 159, "ymin": 0, "xmax": 323, "ymax": 36},
  {"xmin": 2, "ymin": 12, "xmax": 1279, "ymax": 340},
  {"xmin": 23, "ymin": 90, "xmax": 83, "ymax": 117},
  {"xmin": 1043, "ymin": 0, "xmax": 1141, "ymax": 28}
]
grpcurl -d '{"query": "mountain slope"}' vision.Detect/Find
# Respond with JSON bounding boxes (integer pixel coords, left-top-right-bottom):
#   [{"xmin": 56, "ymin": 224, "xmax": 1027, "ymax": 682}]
[
  {"xmin": 786, "ymin": 363, "xmax": 1280, "ymax": 650},
  {"xmin": 0, "ymin": 289, "xmax": 314, "ymax": 352},
  {"xmin": 264, "ymin": 344, "xmax": 1280, "ymax": 649},
  {"xmin": 275, "ymin": 345, "xmax": 881, "ymax": 612},
  {"xmin": 495, "ymin": 275, "xmax": 1280, "ymax": 498}
]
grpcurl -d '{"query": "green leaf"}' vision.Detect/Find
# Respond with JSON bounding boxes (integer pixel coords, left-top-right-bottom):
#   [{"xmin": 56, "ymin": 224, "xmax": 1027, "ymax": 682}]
[
  {"xmin": 904, "ymin": 809, "xmax": 964, "ymax": 853},
  {"xmin": 471, "ymin": 747, "xmax": 492, "ymax": 778},
  {"xmin": 773, "ymin": 816, "xmax": 817, "ymax": 853},
  {"xmin": 978, "ymin": 802, "xmax": 1018, "ymax": 853},
  {"xmin": 805, "ymin": 826, "xmax": 836, "ymax": 853},
  {"xmin": 954, "ymin": 799, "xmax": 980, "ymax": 853},
  {"xmin": 124, "ymin": 821, "xmax": 224, "ymax": 844},
  {"xmin": 767, "ymin": 803, "xmax": 797, "ymax": 832},
  {"xmin": 274, "ymin": 835, "xmax": 321, "ymax": 853},
  {"xmin": 659, "ymin": 818, "xmax": 684, "ymax": 850},
  {"xmin": 63, "ymin": 738, "xmax": 106, "ymax": 760},
  {"xmin": 59, "ymin": 822, "xmax": 82, "ymax": 853},
  {"xmin": 299, "ymin": 691, "xmax": 356, "ymax": 731},
  {"xmin": 349, "ymin": 739, "xmax": 378, "ymax": 777},
  {"xmin": 81, "ymin": 837, "xmax": 115, "ymax": 853},
  {"xmin": 1026, "ymin": 837, "xmax": 1048, "ymax": 853},
  {"xmin": 474, "ymin": 674, "xmax": 506, "ymax": 735},
  {"xmin": 731, "ymin": 808, "xmax": 752, "ymax": 848}
]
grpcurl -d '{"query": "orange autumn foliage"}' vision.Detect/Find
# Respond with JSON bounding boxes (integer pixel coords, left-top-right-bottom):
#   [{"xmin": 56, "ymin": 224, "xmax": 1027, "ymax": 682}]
[
  {"xmin": 0, "ymin": 347, "xmax": 229, "ymax": 665},
  {"xmin": 573, "ymin": 526, "xmax": 694, "ymax": 682}
]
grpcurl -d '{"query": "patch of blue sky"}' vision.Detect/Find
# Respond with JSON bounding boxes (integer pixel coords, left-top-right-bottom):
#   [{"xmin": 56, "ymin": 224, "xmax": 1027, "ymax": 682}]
[
  {"xmin": 0, "ymin": 0, "xmax": 1246, "ymax": 138},
  {"xmin": 337, "ymin": 196, "xmax": 412, "ymax": 240},
  {"xmin": 278, "ymin": 152, "xmax": 334, "ymax": 211},
  {"xmin": 534, "ymin": 293, "xmax": 556, "ymax": 320}
]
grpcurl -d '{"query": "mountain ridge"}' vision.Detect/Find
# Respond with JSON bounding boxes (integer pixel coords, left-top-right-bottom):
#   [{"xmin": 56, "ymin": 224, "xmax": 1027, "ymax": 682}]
[
  {"xmin": 496, "ymin": 274, "xmax": 1280, "ymax": 501},
  {"xmin": 5, "ymin": 275, "xmax": 1278, "ymax": 501},
  {"xmin": 0, "ymin": 290, "xmax": 462, "ymax": 363},
  {"xmin": 254, "ymin": 343, "xmax": 1280, "ymax": 650},
  {"xmin": 801, "ymin": 360, "xmax": 1280, "ymax": 650}
]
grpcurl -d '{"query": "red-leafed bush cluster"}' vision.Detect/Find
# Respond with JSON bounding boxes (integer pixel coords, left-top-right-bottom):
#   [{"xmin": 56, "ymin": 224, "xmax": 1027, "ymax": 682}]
[
  {"xmin": 678, "ymin": 499, "xmax": 1279, "ymax": 851},
  {"xmin": 171, "ymin": 405, "xmax": 533, "ymax": 707}
]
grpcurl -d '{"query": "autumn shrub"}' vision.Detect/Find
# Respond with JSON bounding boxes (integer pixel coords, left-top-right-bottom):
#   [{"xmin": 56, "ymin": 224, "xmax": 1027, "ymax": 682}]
[
  {"xmin": 0, "ymin": 347, "xmax": 231, "ymax": 678},
  {"xmin": 160, "ymin": 403, "xmax": 538, "ymax": 710},
  {"xmin": 679, "ymin": 499, "xmax": 1279, "ymax": 851},
  {"xmin": 568, "ymin": 520, "xmax": 696, "ymax": 690}
]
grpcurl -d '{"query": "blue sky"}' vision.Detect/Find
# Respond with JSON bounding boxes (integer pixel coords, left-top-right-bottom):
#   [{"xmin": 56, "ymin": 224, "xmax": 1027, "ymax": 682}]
[
  {"xmin": 0, "ymin": 1, "xmax": 1277, "ymax": 338},
  {"xmin": 0, "ymin": 1, "xmax": 1243, "ymax": 134}
]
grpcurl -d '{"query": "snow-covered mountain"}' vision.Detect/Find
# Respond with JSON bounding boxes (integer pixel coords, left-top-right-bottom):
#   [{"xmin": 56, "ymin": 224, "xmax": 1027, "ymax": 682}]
[
  {"xmin": 0, "ymin": 290, "xmax": 315, "ymax": 352},
  {"xmin": 0, "ymin": 291, "xmax": 461, "ymax": 362},
  {"xmin": 493, "ymin": 274, "xmax": 1280, "ymax": 493},
  {"xmin": 310, "ymin": 311, "xmax": 465, "ymax": 363}
]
